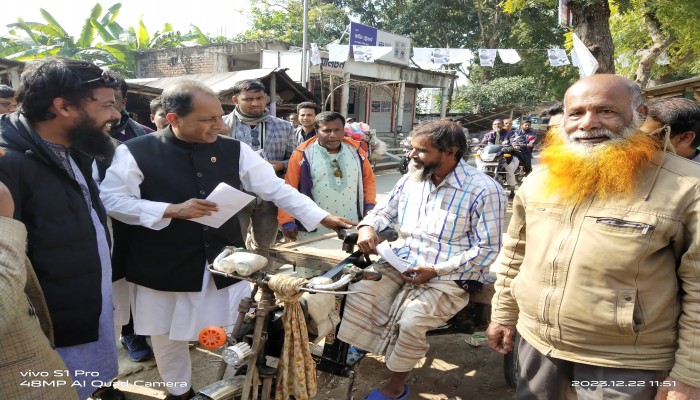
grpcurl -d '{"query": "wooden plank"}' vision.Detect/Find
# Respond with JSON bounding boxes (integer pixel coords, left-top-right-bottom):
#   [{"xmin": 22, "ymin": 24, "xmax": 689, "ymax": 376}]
[
  {"xmin": 270, "ymin": 233, "xmax": 349, "ymax": 271},
  {"xmin": 270, "ymin": 234, "xmax": 495, "ymax": 304}
]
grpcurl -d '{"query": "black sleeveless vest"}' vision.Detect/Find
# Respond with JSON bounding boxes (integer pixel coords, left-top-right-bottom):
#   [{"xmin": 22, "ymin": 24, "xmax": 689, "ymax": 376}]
[{"xmin": 119, "ymin": 128, "xmax": 244, "ymax": 291}]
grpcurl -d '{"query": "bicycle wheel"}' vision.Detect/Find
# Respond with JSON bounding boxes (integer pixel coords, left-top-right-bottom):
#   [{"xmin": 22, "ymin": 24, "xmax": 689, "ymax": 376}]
[{"xmin": 503, "ymin": 330, "xmax": 520, "ymax": 389}]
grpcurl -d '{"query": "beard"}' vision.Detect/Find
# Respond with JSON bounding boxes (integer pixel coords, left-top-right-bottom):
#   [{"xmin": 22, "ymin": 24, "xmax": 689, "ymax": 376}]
[
  {"xmin": 539, "ymin": 117, "xmax": 660, "ymax": 202},
  {"xmin": 69, "ymin": 110, "xmax": 117, "ymax": 162},
  {"xmin": 407, "ymin": 159, "xmax": 437, "ymax": 183}
]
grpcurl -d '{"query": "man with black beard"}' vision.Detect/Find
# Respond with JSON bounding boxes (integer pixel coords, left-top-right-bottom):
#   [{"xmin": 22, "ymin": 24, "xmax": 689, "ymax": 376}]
[
  {"xmin": 488, "ymin": 74, "xmax": 700, "ymax": 400},
  {"xmin": 337, "ymin": 120, "xmax": 507, "ymax": 399},
  {"xmin": 0, "ymin": 58, "xmax": 125, "ymax": 400}
]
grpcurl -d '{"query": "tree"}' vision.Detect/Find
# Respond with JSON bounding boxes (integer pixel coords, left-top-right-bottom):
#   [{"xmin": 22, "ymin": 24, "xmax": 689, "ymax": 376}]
[
  {"xmin": 611, "ymin": 0, "xmax": 700, "ymax": 86},
  {"xmin": 0, "ymin": 3, "xmax": 126, "ymax": 68},
  {"xmin": 334, "ymin": 0, "xmax": 578, "ymax": 105},
  {"xmin": 235, "ymin": 0, "xmax": 348, "ymax": 46},
  {"xmin": 0, "ymin": 3, "xmax": 226, "ymax": 78},
  {"xmin": 503, "ymin": 0, "xmax": 616, "ymax": 73},
  {"xmin": 452, "ymin": 76, "xmax": 546, "ymax": 113}
]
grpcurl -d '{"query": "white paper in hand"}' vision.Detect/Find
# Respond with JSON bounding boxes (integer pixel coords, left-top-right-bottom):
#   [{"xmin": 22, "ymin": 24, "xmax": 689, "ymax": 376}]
[
  {"xmin": 376, "ymin": 241, "xmax": 409, "ymax": 273},
  {"xmin": 191, "ymin": 183, "xmax": 254, "ymax": 228}
]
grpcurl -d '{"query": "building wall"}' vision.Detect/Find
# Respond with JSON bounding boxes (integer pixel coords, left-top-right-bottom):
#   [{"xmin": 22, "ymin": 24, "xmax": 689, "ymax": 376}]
[{"xmin": 134, "ymin": 41, "xmax": 289, "ymax": 78}]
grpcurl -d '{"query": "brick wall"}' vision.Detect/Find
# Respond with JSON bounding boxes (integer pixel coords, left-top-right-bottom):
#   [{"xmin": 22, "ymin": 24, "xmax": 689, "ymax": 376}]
[{"xmin": 135, "ymin": 41, "xmax": 289, "ymax": 78}]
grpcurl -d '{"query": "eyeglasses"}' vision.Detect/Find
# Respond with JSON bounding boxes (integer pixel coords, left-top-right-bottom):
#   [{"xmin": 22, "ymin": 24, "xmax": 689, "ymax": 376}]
[
  {"xmin": 80, "ymin": 70, "xmax": 118, "ymax": 86},
  {"xmin": 0, "ymin": 101, "xmax": 17, "ymax": 109},
  {"xmin": 331, "ymin": 159, "xmax": 343, "ymax": 178},
  {"xmin": 250, "ymin": 128, "xmax": 260, "ymax": 148}
]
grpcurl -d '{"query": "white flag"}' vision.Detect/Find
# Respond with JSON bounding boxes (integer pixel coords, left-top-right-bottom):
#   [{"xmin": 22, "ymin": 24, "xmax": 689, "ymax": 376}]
[
  {"xmin": 571, "ymin": 33, "xmax": 598, "ymax": 77},
  {"xmin": 498, "ymin": 49, "xmax": 521, "ymax": 64},
  {"xmin": 479, "ymin": 49, "xmax": 497, "ymax": 67},
  {"xmin": 449, "ymin": 49, "xmax": 473, "ymax": 65},
  {"xmin": 310, "ymin": 43, "xmax": 322, "ymax": 65},
  {"xmin": 656, "ymin": 52, "xmax": 670, "ymax": 65},
  {"xmin": 547, "ymin": 48, "xmax": 570, "ymax": 67},
  {"xmin": 371, "ymin": 45, "xmax": 394, "ymax": 60},
  {"xmin": 328, "ymin": 44, "xmax": 349, "ymax": 62},
  {"xmin": 353, "ymin": 45, "xmax": 374, "ymax": 62}
]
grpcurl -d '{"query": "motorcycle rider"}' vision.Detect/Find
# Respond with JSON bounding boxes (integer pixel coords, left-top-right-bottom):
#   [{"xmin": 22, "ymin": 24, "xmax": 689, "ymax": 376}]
[
  {"xmin": 478, "ymin": 119, "xmax": 519, "ymax": 197},
  {"xmin": 504, "ymin": 119, "xmax": 537, "ymax": 174}
]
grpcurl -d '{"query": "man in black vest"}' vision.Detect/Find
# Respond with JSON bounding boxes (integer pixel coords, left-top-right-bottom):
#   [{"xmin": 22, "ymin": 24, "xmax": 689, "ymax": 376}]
[{"xmin": 99, "ymin": 80, "xmax": 355, "ymax": 400}]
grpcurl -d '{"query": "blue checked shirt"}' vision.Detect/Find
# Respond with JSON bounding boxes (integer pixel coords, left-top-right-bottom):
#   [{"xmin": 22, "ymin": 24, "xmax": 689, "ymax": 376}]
[
  {"xmin": 227, "ymin": 112, "xmax": 296, "ymax": 165},
  {"xmin": 361, "ymin": 159, "xmax": 507, "ymax": 283}
]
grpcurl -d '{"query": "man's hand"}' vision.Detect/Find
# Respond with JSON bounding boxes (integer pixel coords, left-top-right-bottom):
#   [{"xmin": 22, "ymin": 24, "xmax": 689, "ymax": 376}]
[
  {"xmin": 356, "ymin": 225, "xmax": 379, "ymax": 254},
  {"xmin": 486, "ymin": 322, "xmax": 517, "ymax": 355},
  {"xmin": 282, "ymin": 225, "xmax": 298, "ymax": 241},
  {"xmin": 654, "ymin": 377, "xmax": 700, "ymax": 400},
  {"xmin": 319, "ymin": 215, "xmax": 356, "ymax": 231},
  {"xmin": 164, "ymin": 199, "xmax": 218, "ymax": 219},
  {"xmin": 0, "ymin": 181, "xmax": 14, "ymax": 218},
  {"xmin": 402, "ymin": 266, "xmax": 437, "ymax": 286},
  {"xmin": 269, "ymin": 160, "xmax": 284, "ymax": 173}
]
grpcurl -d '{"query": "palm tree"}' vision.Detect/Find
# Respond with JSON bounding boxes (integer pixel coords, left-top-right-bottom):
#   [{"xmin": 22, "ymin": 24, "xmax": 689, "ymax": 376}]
[{"xmin": 0, "ymin": 2, "xmax": 222, "ymax": 78}]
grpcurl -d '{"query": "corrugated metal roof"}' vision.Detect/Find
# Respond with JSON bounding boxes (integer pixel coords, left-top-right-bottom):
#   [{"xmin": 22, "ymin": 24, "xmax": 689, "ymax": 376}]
[{"xmin": 126, "ymin": 68, "xmax": 316, "ymax": 106}]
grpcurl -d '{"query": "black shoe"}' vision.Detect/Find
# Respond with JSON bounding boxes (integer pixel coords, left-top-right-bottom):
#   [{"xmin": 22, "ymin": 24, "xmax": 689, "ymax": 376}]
[
  {"xmin": 164, "ymin": 388, "xmax": 196, "ymax": 400},
  {"xmin": 120, "ymin": 334, "xmax": 153, "ymax": 362},
  {"xmin": 91, "ymin": 386, "xmax": 126, "ymax": 400}
]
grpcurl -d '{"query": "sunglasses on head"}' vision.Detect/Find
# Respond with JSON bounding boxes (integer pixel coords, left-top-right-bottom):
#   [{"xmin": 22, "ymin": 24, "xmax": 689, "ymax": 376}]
[{"xmin": 80, "ymin": 70, "xmax": 118, "ymax": 86}]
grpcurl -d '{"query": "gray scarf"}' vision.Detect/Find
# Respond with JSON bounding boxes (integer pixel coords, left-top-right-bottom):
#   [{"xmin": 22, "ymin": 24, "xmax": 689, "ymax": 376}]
[{"xmin": 234, "ymin": 107, "xmax": 270, "ymax": 125}]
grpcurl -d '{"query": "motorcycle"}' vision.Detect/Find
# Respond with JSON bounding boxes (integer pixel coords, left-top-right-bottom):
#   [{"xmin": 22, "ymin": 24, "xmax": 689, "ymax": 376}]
[
  {"xmin": 398, "ymin": 136, "xmax": 411, "ymax": 175},
  {"xmin": 193, "ymin": 229, "xmax": 518, "ymax": 400},
  {"xmin": 474, "ymin": 143, "xmax": 525, "ymax": 189}
]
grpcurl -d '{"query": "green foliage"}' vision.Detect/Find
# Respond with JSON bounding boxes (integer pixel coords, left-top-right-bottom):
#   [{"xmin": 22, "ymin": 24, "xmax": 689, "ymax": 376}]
[
  {"xmin": 236, "ymin": 0, "xmax": 349, "ymax": 46},
  {"xmin": 334, "ymin": 0, "xmax": 577, "ymax": 100},
  {"xmin": 0, "ymin": 2, "xmax": 227, "ymax": 78},
  {"xmin": 611, "ymin": 0, "xmax": 700, "ymax": 83},
  {"xmin": 452, "ymin": 76, "xmax": 545, "ymax": 113}
]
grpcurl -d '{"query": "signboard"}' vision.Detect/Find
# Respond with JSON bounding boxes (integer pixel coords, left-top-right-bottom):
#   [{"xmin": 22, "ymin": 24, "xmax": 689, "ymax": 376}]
[
  {"xmin": 349, "ymin": 22, "xmax": 410, "ymax": 66},
  {"xmin": 558, "ymin": 0, "xmax": 572, "ymax": 28}
]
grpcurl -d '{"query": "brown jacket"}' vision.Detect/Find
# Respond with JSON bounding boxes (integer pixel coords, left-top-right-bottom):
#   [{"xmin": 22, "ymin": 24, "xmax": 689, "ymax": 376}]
[
  {"xmin": 492, "ymin": 152, "xmax": 700, "ymax": 388},
  {"xmin": 0, "ymin": 218, "xmax": 78, "ymax": 399}
]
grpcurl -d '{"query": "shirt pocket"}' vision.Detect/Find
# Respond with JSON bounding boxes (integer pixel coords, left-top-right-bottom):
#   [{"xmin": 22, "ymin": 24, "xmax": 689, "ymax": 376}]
[
  {"xmin": 525, "ymin": 202, "xmax": 565, "ymax": 221},
  {"xmin": 615, "ymin": 289, "xmax": 643, "ymax": 336},
  {"xmin": 425, "ymin": 209, "xmax": 462, "ymax": 239},
  {"xmin": 594, "ymin": 217, "xmax": 655, "ymax": 235}
]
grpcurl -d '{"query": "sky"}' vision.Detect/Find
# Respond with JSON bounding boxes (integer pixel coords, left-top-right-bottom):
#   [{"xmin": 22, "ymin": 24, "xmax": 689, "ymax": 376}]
[{"xmin": 0, "ymin": 0, "xmax": 252, "ymax": 38}]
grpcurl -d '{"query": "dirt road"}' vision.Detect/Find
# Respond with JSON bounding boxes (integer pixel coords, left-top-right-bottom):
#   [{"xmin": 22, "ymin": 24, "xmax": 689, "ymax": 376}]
[{"xmin": 112, "ymin": 333, "xmax": 515, "ymax": 400}]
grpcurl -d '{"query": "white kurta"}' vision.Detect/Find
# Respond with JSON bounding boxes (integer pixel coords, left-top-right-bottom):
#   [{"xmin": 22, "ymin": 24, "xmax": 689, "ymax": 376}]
[{"xmin": 100, "ymin": 140, "xmax": 330, "ymax": 340}]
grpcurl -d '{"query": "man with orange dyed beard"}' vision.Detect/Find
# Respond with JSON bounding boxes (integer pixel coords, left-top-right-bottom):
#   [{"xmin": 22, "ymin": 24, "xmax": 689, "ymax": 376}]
[{"xmin": 487, "ymin": 74, "xmax": 700, "ymax": 400}]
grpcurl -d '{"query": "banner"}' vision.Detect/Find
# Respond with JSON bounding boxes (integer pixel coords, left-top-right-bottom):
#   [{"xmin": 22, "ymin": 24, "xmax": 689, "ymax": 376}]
[
  {"xmin": 310, "ymin": 43, "xmax": 322, "ymax": 66},
  {"xmin": 412, "ymin": 48, "xmax": 473, "ymax": 68},
  {"xmin": 559, "ymin": 0, "xmax": 572, "ymax": 28},
  {"xmin": 353, "ymin": 45, "xmax": 375, "ymax": 62},
  {"xmin": 547, "ymin": 48, "xmax": 570, "ymax": 66},
  {"xmin": 478, "ymin": 49, "xmax": 498, "ymax": 67}
]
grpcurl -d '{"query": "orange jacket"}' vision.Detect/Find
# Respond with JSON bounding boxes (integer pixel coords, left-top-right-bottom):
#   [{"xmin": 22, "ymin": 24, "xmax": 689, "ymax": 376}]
[{"xmin": 278, "ymin": 137, "xmax": 376, "ymax": 228}]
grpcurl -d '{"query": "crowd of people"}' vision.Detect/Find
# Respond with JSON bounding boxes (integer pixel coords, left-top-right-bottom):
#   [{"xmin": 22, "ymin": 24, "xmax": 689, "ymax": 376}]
[{"xmin": 0, "ymin": 56, "xmax": 699, "ymax": 400}]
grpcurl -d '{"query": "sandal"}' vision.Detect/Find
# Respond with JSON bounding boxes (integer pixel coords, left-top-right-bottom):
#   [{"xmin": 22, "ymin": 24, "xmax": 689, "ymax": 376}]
[{"xmin": 363, "ymin": 384, "xmax": 410, "ymax": 400}]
